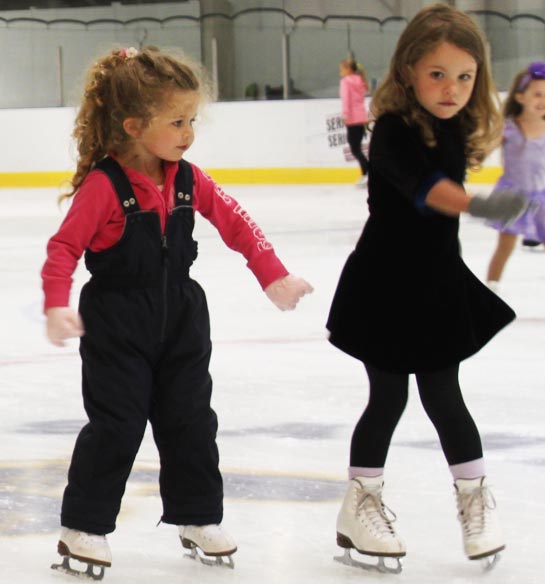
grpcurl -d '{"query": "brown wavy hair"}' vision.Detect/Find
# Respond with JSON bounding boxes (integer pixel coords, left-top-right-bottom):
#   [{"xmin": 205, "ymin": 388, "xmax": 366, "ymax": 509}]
[
  {"xmin": 371, "ymin": 3, "xmax": 501, "ymax": 170},
  {"xmin": 62, "ymin": 46, "xmax": 212, "ymax": 201}
]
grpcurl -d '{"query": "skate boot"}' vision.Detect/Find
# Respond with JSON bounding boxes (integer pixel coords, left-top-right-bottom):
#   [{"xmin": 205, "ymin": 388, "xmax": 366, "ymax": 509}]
[
  {"xmin": 355, "ymin": 174, "xmax": 368, "ymax": 188},
  {"xmin": 486, "ymin": 280, "xmax": 500, "ymax": 294},
  {"xmin": 334, "ymin": 476, "xmax": 406, "ymax": 574},
  {"xmin": 522, "ymin": 238, "xmax": 541, "ymax": 249},
  {"xmin": 179, "ymin": 524, "xmax": 237, "ymax": 569},
  {"xmin": 51, "ymin": 527, "xmax": 112, "ymax": 580},
  {"xmin": 455, "ymin": 477, "xmax": 505, "ymax": 571}
]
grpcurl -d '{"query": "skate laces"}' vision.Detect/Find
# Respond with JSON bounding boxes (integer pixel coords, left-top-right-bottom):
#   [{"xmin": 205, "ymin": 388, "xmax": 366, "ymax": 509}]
[
  {"xmin": 457, "ymin": 485, "xmax": 497, "ymax": 537},
  {"xmin": 355, "ymin": 485, "xmax": 398, "ymax": 539}
]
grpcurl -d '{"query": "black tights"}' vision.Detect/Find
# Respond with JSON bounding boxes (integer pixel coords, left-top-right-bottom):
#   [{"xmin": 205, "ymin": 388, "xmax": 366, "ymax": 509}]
[
  {"xmin": 350, "ymin": 362, "xmax": 483, "ymax": 468},
  {"xmin": 346, "ymin": 124, "xmax": 369, "ymax": 175}
]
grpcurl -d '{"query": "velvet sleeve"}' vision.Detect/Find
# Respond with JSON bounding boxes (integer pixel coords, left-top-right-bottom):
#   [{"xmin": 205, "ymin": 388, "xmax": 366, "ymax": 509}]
[{"xmin": 370, "ymin": 114, "xmax": 446, "ymax": 211}]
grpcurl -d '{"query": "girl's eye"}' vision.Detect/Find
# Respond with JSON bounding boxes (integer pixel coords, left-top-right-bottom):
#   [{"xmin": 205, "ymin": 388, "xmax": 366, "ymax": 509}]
[
  {"xmin": 172, "ymin": 118, "xmax": 196, "ymax": 128},
  {"xmin": 430, "ymin": 71, "xmax": 444, "ymax": 80},
  {"xmin": 459, "ymin": 73, "xmax": 473, "ymax": 81}
]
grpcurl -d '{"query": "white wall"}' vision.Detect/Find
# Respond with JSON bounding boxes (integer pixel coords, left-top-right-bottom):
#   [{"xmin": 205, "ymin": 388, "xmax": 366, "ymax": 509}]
[
  {"xmin": 191, "ymin": 99, "xmax": 364, "ymax": 168},
  {"xmin": 0, "ymin": 99, "xmax": 365, "ymax": 174},
  {"xmin": 0, "ymin": 107, "xmax": 75, "ymax": 173},
  {"xmin": 0, "ymin": 98, "xmax": 500, "ymax": 179}
]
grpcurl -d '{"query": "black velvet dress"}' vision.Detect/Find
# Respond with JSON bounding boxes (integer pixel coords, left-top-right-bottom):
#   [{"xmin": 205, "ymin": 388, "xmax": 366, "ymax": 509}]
[{"xmin": 326, "ymin": 113, "xmax": 515, "ymax": 374}]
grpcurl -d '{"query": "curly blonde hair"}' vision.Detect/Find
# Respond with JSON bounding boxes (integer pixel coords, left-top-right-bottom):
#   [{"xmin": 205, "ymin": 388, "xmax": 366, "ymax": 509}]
[
  {"xmin": 371, "ymin": 3, "xmax": 501, "ymax": 170},
  {"xmin": 63, "ymin": 46, "xmax": 212, "ymax": 200}
]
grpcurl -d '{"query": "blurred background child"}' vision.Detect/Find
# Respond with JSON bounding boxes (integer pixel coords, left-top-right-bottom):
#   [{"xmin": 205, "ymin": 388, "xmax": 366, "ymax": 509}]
[
  {"xmin": 486, "ymin": 61, "xmax": 545, "ymax": 290},
  {"xmin": 339, "ymin": 57, "xmax": 369, "ymax": 187}
]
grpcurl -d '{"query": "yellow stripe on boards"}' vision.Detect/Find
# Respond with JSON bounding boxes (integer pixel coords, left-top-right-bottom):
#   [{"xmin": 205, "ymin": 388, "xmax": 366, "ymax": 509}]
[
  {"xmin": 0, "ymin": 166, "xmax": 502, "ymax": 188},
  {"xmin": 205, "ymin": 167, "xmax": 503, "ymax": 185},
  {"xmin": 0, "ymin": 171, "xmax": 73, "ymax": 188},
  {"xmin": 465, "ymin": 167, "xmax": 502, "ymax": 184},
  {"xmin": 204, "ymin": 167, "xmax": 360, "ymax": 184}
]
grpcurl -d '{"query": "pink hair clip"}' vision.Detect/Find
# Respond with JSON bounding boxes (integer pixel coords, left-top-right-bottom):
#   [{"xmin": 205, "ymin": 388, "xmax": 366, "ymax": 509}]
[{"xmin": 120, "ymin": 47, "xmax": 138, "ymax": 59}]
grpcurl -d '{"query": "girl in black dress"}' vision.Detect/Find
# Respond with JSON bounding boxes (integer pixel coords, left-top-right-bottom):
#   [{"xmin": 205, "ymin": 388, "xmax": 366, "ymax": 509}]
[{"xmin": 328, "ymin": 4, "xmax": 527, "ymax": 573}]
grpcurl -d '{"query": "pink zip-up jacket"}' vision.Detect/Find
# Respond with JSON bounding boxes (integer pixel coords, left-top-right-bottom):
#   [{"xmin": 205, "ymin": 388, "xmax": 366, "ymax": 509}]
[{"xmin": 340, "ymin": 73, "xmax": 368, "ymax": 126}]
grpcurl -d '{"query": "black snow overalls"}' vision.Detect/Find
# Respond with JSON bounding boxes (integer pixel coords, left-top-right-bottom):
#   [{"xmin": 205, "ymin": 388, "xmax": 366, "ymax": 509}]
[{"xmin": 61, "ymin": 157, "xmax": 223, "ymax": 535}]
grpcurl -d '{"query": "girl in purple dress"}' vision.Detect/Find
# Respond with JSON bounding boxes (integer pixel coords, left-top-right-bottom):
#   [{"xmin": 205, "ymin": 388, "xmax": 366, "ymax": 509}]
[{"xmin": 487, "ymin": 61, "xmax": 545, "ymax": 289}]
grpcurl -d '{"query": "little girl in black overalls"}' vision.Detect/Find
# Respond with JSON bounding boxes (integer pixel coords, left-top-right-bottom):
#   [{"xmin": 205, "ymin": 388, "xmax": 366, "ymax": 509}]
[{"xmin": 42, "ymin": 46, "xmax": 312, "ymax": 578}]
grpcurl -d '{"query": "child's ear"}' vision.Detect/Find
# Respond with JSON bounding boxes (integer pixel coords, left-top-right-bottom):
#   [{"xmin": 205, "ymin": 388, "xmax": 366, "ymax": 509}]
[{"xmin": 123, "ymin": 118, "xmax": 143, "ymax": 138}]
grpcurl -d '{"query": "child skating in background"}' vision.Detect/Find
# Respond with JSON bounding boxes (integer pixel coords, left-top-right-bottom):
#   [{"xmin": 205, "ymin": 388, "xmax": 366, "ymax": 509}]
[
  {"xmin": 327, "ymin": 4, "xmax": 527, "ymax": 573},
  {"xmin": 339, "ymin": 57, "xmax": 369, "ymax": 187},
  {"xmin": 486, "ymin": 61, "xmax": 545, "ymax": 290},
  {"xmin": 42, "ymin": 46, "xmax": 312, "ymax": 578}
]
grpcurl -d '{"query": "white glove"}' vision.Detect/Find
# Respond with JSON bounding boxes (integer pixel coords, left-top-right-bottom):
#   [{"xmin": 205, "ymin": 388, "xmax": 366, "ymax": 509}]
[
  {"xmin": 46, "ymin": 307, "xmax": 85, "ymax": 347},
  {"xmin": 467, "ymin": 189, "xmax": 529, "ymax": 225},
  {"xmin": 265, "ymin": 274, "xmax": 314, "ymax": 311}
]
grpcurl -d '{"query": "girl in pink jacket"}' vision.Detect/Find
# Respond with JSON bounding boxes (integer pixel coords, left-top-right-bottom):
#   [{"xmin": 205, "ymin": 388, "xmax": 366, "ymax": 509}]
[{"xmin": 339, "ymin": 58, "xmax": 369, "ymax": 186}]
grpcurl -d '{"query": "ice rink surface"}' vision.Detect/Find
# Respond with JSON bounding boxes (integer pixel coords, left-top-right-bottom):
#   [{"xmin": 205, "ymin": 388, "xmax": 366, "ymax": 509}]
[{"xmin": 0, "ymin": 182, "xmax": 544, "ymax": 583}]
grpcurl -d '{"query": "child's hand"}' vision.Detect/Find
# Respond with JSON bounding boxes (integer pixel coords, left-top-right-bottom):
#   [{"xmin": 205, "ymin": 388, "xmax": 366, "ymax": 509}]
[
  {"xmin": 46, "ymin": 307, "xmax": 85, "ymax": 347},
  {"xmin": 265, "ymin": 274, "xmax": 314, "ymax": 311}
]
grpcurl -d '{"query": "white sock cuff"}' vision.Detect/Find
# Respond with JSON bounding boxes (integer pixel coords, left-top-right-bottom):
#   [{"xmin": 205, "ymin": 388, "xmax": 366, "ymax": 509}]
[
  {"xmin": 449, "ymin": 458, "xmax": 485, "ymax": 480},
  {"xmin": 348, "ymin": 466, "xmax": 384, "ymax": 480}
]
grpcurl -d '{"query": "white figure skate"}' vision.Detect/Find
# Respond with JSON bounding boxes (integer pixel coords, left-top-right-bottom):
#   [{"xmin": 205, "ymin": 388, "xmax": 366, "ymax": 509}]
[
  {"xmin": 355, "ymin": 175, "xmax": 368, "ymax": 188},
  {"xmin": 334, "ymin": 476, "xmax": 406, "ymax": 574},
  {"xmin": 51, "ymin": 527, "xmax": 112, "ymax": 580},
  {"xmin": 455, "ymin": 476, "xmax": 505, "ymax": 571},
  {"xmin": 179, "ymin": 524, "xmax": 237, "ymax": 569}
]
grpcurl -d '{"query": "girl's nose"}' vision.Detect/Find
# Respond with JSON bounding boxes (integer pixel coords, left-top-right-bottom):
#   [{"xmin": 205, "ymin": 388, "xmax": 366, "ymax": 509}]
[{"xmin": 443, "ymin": 81, "xmax": 456, "ymax": 96}]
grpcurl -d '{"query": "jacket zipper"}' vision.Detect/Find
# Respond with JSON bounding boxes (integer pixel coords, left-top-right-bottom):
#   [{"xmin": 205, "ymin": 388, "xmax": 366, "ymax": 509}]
[{"xmin": 160, "ymin": 234, "xmax": 169, "ymax": 343}]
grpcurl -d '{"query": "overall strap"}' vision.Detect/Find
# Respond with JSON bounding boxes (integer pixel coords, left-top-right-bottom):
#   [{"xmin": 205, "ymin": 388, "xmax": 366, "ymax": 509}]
[
  {"xmin": 173, "ymin": 159, "xmax": 194, "ymax": 207},
  {"xmin": 94, "ymin": 157, "xmax": 141, "ymax": 214}
]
